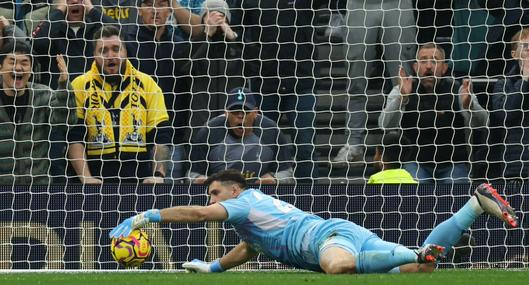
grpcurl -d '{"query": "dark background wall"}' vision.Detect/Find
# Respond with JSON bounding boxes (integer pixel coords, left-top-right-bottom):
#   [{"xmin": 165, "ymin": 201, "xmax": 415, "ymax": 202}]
[{"xmin": 0, "ymin": 184, "xmax": 526, "ymax": 269}]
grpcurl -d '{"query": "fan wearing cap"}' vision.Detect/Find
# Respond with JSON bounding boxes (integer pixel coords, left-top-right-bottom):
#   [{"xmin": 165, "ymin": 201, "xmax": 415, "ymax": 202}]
[{"xmin": 188, "ymin": 88, "xmax": 294, "ymax": 184}]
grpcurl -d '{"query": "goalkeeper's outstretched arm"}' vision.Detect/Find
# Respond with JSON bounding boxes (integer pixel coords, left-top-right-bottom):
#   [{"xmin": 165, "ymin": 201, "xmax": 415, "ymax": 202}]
[
  {"xmin": 109, "ymin": 204, "xmax": 228, "ymax": 238},
  {"xmin": 160, "ymin": 204, "xmax": 228, "ymax": 223},
  {"xmin": 110, "ymin": 204, "xmax": 249, "ymax": 273}
]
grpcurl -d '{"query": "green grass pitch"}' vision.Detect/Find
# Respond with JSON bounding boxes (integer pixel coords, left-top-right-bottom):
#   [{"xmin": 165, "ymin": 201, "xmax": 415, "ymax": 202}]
[{"xmin": 1, "ymin": 270, "xmax": 528, "ymax": 285}]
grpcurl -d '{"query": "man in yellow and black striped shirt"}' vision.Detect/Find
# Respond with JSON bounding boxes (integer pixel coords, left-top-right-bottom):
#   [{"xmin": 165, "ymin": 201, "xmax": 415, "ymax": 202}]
[{"xmin": 68, "ymin": 25, "xmax": 171, "ymax": 184}]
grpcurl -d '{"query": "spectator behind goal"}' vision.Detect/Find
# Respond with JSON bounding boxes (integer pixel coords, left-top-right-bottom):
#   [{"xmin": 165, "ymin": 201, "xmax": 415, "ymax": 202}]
[
  {"xmin": 32, "ymin": 0, "xmax": 117, "ymax": 182},
  {"xmin": 0, "ymin": 41, "xmax": 75, "ymax": 185},
  {"xmin": 189, "ymin": 88, "xmax": 294, "ymax": 184},
  {"xmin": 379, "ymin": 43, "xmax": 489, "ymax": 184},
  {"xmin": 228, "ymin": 0, "xmax": 320, "ymax": 182},
  {"xmin": 68, "ymin": 25, "xmax": 171, "ymax": 184},
  {"xmin": 32, "ymin": 0, "xmax": 116, "ymax": 89},
  {"xmin": 368, "ymin": 132, "xmax": 416, "ymax": 184}
]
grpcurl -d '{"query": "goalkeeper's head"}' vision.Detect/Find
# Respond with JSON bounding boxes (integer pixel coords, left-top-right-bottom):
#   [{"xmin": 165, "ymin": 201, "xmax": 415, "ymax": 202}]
[
  {"xmin": 204, "ymin": 169, "xmax": 247, "ymax": 204},
  {"xmin": 92, "ymin": 25, "xmax": 128, "ymax": 80},
  {"xmin": 0, "ymin": 40, "xmax": 32, "ymax": 92}
]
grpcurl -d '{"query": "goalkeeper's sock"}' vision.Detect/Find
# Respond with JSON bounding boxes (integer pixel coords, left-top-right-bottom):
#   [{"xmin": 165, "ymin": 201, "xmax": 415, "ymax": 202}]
[
  {"xmin": 355, "ymin": 246, "xmax": 418, "ymax": 273},
  {"xmin": 423, "ymin": 196, "xmax": 483, "ymax": 251}
]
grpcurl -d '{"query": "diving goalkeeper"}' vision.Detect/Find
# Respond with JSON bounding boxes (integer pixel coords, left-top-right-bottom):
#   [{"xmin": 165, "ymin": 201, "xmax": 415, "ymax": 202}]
[{"xmin": 110, "ymin": 169, "xmax": 518, "ymax": 274}]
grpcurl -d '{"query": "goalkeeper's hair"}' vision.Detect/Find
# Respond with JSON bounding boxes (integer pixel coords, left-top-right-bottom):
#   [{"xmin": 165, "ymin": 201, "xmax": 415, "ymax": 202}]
[
  {"xmin": 204, "ymin": 169, "xmax": 248, "ymax": 190},
  {"xmin": 0, "ymin": 40, "xmax": 32, "ymax": 64}
]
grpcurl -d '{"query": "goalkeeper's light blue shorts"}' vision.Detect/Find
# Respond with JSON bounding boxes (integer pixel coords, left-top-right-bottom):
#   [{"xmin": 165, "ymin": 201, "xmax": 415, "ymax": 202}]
[{"xmin": 318, "ymin": 223, "xmax": 401, "ymax": 257}]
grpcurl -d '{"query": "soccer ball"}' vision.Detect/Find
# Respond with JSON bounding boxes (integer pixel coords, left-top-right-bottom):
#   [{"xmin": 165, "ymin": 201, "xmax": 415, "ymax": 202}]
[{"xmin": 111, "ymin": 229, "xmax": 152, "ymax": 268}]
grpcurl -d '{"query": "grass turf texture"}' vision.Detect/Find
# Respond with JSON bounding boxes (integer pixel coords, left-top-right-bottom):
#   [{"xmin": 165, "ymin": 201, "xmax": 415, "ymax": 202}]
[{"xmin": 1, "ymin": 270, "xmax": 528, "ymax": 285}]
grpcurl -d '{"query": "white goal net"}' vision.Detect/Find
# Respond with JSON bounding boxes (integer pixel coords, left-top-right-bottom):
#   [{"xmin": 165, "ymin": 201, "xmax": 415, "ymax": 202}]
[{"xmin": 0, "ymin": 0, "xmax": 526, "ymax": 270}]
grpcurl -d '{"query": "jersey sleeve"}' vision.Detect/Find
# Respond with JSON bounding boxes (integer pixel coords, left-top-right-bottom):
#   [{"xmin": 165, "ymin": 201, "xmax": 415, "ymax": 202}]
[{"xmin": 219, "ymin": 195, "xmax": 251, "ymax": 225}]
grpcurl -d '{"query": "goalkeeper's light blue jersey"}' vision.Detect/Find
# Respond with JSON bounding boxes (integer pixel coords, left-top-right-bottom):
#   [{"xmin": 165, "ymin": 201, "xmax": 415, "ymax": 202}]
[{"xmin": 219, "ymin": 188, "xmax": 375, "ymax": 271}]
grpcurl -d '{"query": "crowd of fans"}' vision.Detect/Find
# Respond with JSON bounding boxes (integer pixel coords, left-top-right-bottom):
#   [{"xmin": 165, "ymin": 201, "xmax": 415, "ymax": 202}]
[{"xmin": 1, "ymin": 0, "xmax": 529, "ymax": 185}]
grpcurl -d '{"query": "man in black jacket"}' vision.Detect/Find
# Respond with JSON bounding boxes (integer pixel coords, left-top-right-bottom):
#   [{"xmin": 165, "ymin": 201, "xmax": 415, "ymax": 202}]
[
  {"xmin": 32, "ymin": 0, "xmax": 116, "ymax": 89},
  {"xmin": 379, "ymin": 43, "xmax": 488, "ymax": 183}
]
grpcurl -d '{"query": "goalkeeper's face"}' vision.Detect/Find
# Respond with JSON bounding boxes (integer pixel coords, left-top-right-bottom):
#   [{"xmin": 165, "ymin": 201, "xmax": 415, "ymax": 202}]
[
  {"xmin": 0, "ymin": 53, "xmax": 31, "ymax": 91},
  {"xmin": 207, "ymin": 181, "xmax": 241, "ymax": 204},
  {"xmin": 94, "ymin": 36, "xmax": 127, "ymax": 77}
]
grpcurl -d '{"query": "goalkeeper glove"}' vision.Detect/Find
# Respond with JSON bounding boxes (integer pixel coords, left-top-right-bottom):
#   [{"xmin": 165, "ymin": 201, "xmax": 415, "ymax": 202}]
[
  {"xmin": 109, "ymin": 209, "xmax": 161, "ymax": 238},
  {"xmin": 182, "ymin": 259, "xmax": 225, "ymax": 273}
]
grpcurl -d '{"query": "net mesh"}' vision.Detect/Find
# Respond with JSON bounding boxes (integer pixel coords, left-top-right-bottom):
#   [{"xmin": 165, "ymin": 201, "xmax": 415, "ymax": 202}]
[{"xmin": 0, "ymin": 0, "xmax": 527, "ymax": 270}]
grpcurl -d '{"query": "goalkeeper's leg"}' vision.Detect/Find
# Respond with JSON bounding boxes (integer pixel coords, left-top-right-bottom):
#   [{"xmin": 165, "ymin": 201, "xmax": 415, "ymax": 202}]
[
  {"xmin": 422, "ymin": 183, "xmax": 518, "ymax": 256},
  {"xmin": 390, "ymin": 183, "xmax": 519, "ymax": 274},
  {"xmin": 318, "ymin": 235, "xmax": 442, "ymax": 274}
]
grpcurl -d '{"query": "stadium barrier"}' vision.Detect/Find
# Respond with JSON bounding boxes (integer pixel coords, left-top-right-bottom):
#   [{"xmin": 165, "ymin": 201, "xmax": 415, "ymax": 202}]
[{"xmin": 0, "ymin": 185, "xmax": 526, "ymax": 270}]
